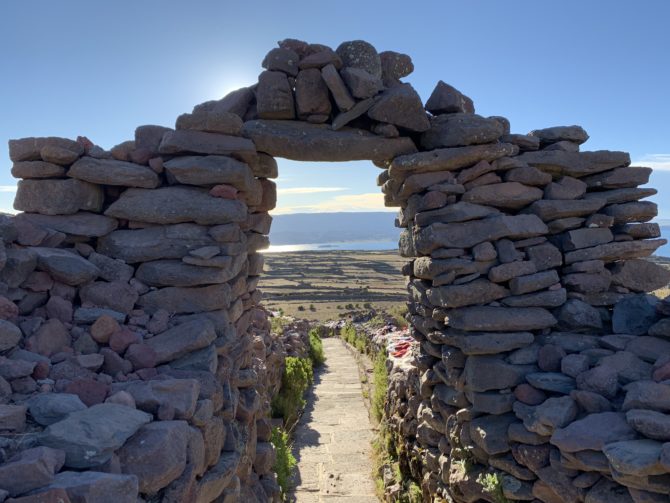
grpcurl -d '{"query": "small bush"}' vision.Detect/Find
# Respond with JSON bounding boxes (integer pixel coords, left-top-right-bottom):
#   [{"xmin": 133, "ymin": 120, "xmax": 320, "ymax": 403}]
[
  {"xmin": 368, "ymin": 314, "xmax": 387, "ymax": 329},
  {"xmin": 271, "ymin": 427, "xmax": 296, "ymax": 497},
  {"xmin": 341, "ymin": 322, "xmax": 357, "ymax": 346},
  {"xmin": 297, "ymin": 305, "xmax": 305, "ymax": 311},
  {"xmin": 309, "ymin": 303, "xmax": 316, "ymax": 311},
  {"xmin": 271, "ymin": 356, "xmax": 313, "ymax": 427},
  {"xmin": 372, "ymin": 350, "xmax": 388, "ymax": 423},
  {"xmin": 389, "ymin": 304, "xmax": 409, "ymax": 328},
  {"xmin": 270, "ymin": 316, "xmax": 290, "ymax": 334},
  {"xmin": 477, "ymin": 472, "xmax": 508, "ymax": 503},
  {"xmin": 364, "ymin": 302, "xmax": 372, "ymax": 309},
  {"xmin": 407, "ymin": 482, "xmax": 423, "ymax": 503},
  {"xmin": 308, "ymin": 328, "xmax": 326, "ymax": 366}
]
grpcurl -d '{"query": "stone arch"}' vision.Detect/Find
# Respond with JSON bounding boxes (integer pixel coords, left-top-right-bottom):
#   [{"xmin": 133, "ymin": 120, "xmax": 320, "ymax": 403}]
[{"xmin": 2, "ymin": 37, "xmax": 669, "ymax": 502}]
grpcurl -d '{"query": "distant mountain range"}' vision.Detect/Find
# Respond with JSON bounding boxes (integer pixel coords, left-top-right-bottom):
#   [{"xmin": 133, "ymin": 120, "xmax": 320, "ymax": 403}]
[{"xmin": 269, "ymin": 212, "xmax": 398, "ymax": 245}]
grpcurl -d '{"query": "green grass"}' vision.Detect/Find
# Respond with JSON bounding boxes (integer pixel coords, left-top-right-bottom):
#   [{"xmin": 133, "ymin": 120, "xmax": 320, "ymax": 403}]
[
  {"xmin": 477, "ymin": 472, "xmax": 509, "ymax": 503},
  {"xmin": 368, "ymin": 314, "xmax": 388, "ymax": 329},
  {"xmin": 341, "ymin": 320, "xmax": 424, "ymax": 502},
  {"xmin": 372, "ymin": 350, "xmax": 388, "ymax": 423},
  {"xmin": 308, "ymin": 328, "xmax": 326, "ymax": 366},
  {"xmin": 271, "ymin": 426, "xmax": 297, "ymax": 499},
  {"xmin": 271, "ymin": 356, "xmax": 313, "ymax": 428},
  {"xmin": 341, "ymin": 322, "xmax": 371, "ymax": 355}
]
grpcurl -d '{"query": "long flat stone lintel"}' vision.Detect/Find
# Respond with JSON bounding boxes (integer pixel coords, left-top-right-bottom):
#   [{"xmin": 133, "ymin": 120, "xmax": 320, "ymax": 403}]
[{"xmin": 241, "ymin": 119, "xmax": 417, "ymax": 162}]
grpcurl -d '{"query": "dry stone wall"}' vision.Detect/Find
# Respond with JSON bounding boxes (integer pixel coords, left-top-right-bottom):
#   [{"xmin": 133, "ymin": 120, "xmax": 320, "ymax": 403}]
[
  {"xmin": 0, "ymin": 37, "xmax": 669, "ymax": 503},
  {"xmin": 0, "ymin": 114, "xmax": 282, "ymax": 500}
]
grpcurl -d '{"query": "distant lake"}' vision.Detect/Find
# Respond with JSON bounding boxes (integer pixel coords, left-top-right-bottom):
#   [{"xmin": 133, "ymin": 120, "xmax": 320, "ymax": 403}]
[
  {"xmin": 262, "ymin": 240, "xmax": 398, "ymax": 253},
  {"xmin": 261, "ymin": 228, "xmax": 670, "ymax": 256}
]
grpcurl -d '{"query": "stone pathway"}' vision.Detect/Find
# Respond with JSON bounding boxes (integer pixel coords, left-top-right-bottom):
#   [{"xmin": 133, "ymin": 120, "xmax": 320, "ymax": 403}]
[{"xmin": 289, "ymin": 338, "xmax": 378, "ymax": 502}]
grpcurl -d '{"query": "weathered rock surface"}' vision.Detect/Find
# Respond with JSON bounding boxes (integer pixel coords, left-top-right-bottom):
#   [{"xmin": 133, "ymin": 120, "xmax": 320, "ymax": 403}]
[
  {"xmin": 117, "ymin": 421, "xmax": 190, "ymax": 494},
  {"xmin": 367, "ymin": 84, "xmax": 430, "ymax": 132},
  {"xmin": 530, "ymin": 125, "xmax": 589, "ymax": 146},
  {"xmin": 138, "ymin": 284, "xmax": 231, "ymax": 314},
  {"xmin": 421, "ymin": 113, "xmax": 504, "ymax": 149},
  {"xmin": 143, "ymin": 319, "xmax": 216, "ymax": 364},
  {"xmin": 462, "ymin": 182, "xmax": 543, "ymax": 210},
  {"xmin": 11, "ymin": 160, "xmax": 66, "ymax": 179},
  {"xmin": 105, "ymin": 186, "xmax": 247, "ymax": 225},
  {"xmin": 111, "ymin": 380, "xmax": 200, "ymax": 420},
  {"xmin": 136, "ymin": 260, "xmax": 239, "ymax": 287},
  {"xmin": 389, "ymin": 143, "xmax": 517, "ymax": 179},
  {"xmin": 69, "ymin": 157, "xmax": 159, "ymax": 188},
  {"xmin": 242, "ymin": 120, "xmax": 417, "ymax": 162},
  {"xmin": 415, "ymin": 214, "xmax": 548, "ymax": 253},
  {"xmin": 14, "ymin": 212, "xmax": 117, "ymax": 237},
  {"xmin": 425, "ymin": 80, "xmax": 474, "ymax": 114},
  {"xmin": 447, "ymin": 306, "xmax": 557, "ymax": 332},
  {"xmin": 550, "ymin": 412, "xmax": 636, "ymax": 452},
  {"xmin": 164, "ymin": 155, "xmax": 255, "ymax": 191},
  {"xmin": 158, "ymin": 130, "xmax": 256, "ymax": 162},
  {"xmin": 97, "ymin": 224, "xmax": 217, "ymax": 263},
  {"xmin": 518, "ymin": 150, "xmax": 630, "ymax": 177},
  {"xmin": 27, "ymin": 393, "xmax": 87, "ymax": 426},
  {"xmin": 336, "ymin": 40, "xmax": 382, "ymax": 78},
  {"xmin": 9, "ymin": 137, "xmax": 84, "ymax": 162},
  {"xmin": 32, "ymin": 248, "xmax": 99, "ymax": 286},
  {"xmin": 14, "ymin": 179, "xmax": 104, "ymax": 215},
  {"xmin": 35, "ymin": 471, "xmax": 139, "ymax": 503},
  {"xmin": 39, "ymin": 403, "xmax": 151, "ymax": 468},
  {"xmin": 0, "ymin": 447, "xmax": 65, "ymax": 496}
]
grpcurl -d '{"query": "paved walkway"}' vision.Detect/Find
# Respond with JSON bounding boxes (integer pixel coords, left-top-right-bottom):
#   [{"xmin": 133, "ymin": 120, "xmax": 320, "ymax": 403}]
[{"xmin": 289, "ymin": 338, "xmax": 378, "ymax": 502}]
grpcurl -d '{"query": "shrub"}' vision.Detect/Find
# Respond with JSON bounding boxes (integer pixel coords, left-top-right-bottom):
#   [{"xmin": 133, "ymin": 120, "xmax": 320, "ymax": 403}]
[
  {"xmin": 270, "ymin": 316, "xmax": 290, "ymax": 334},
  {"xmin": 309, "ymin": 303, "xmax": 316, "ymax": 311},
  {"xmin": 297, "ymin": 305, "xmax": 305, "ymax": 311},
  {"xmin": 271, "ymin": 426, "xmax": 296, "ymax": 497},
  {"xmin": 368, "ymin": 314, "xmax": 387, "ymax": 329},
  {"xmin": 372, "ymin": 350, "xmax": 388, "ymax": 423},
  {"xmin": 407, "ymin": 482, "xmax": 423, "ymax": 503},
  {"xmin": 364, "ymin": 302, "xmax": 372, "ymax": 309},
  {"xmin": 271, "ymin": 356, "xmax": 313, "ymax": 427},
  {"xmin": 341, "ymin": 322, "xmax": 356, "ymax": 345},
  {"xmin": 308, "ymin": 328, "xmax": 326, "ymax": 366},
  {"xmin": 389, "ymin": 304, "xmax": 409, "ymax": 328},
  {"xmin": 477, "ymin": 472, "xmax": 508, "ymax": 503}
]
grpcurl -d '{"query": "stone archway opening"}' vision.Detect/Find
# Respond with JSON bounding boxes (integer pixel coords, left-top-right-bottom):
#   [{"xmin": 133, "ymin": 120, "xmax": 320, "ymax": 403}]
[{"xmin": 2, "ymin": 37, "xmax": 669, "ymax": 503}]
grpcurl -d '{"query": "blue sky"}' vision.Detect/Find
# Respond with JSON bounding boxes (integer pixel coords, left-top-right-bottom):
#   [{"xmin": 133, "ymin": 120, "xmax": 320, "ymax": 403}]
[{"xmin": 1, "ymin": 0, "xmax": 669, "ymax": 219}]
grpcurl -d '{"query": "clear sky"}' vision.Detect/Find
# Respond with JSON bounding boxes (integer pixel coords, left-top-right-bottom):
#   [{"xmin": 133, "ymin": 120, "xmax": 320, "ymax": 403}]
[{"xmin": 1, "ymin": 0, "xmax": 669, "ymax": 220}]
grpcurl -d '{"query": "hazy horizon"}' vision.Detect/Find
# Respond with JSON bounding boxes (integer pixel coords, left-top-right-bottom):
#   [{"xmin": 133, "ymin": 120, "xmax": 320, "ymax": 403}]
[{"xmin": 2, "ymin": 1, "xmax": 670, "ymax": 219}]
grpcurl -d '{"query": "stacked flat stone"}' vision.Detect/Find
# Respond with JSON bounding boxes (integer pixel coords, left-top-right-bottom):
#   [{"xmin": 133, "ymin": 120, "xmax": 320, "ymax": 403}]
[
  {"xmin": 380, "ymin": 100, "xmax": 670, "ymax": 499},
  {"xmin": 1, "ymin": 111, "xmax": 281, "ymax": 500},
  {"xmin": 2, "ymin": 37, "xmax": 669, "ymax": 503},
  {"xmin": 232, "ymin": 37, "xmax": 670, "ymax": 502}
]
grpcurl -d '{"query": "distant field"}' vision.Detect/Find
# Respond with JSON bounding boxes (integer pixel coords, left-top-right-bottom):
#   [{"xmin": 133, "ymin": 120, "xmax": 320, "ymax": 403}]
[
  {"xmin": 259, "ymin": 251, "xmax": 670, "ymax": 321},
  {"xmin": 259, "ymin": 250, "xmax": 407, "ymax": 321}
]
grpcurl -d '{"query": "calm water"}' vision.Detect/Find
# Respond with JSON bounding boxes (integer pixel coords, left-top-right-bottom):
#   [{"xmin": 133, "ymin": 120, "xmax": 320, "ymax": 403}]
[
  {"xmin": 262, "ymin": 228, "xmax": 670, "ymax": 257},
  {"xmin": 262, "ymin": 240, "xmax": 398, "ymax": 253}
]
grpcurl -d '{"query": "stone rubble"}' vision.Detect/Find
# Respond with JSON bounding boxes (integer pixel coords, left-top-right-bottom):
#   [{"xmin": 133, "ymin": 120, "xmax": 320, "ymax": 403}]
[{"xmin": 0, "ymin": 37, "xmax": 668, "ymax": 503}]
